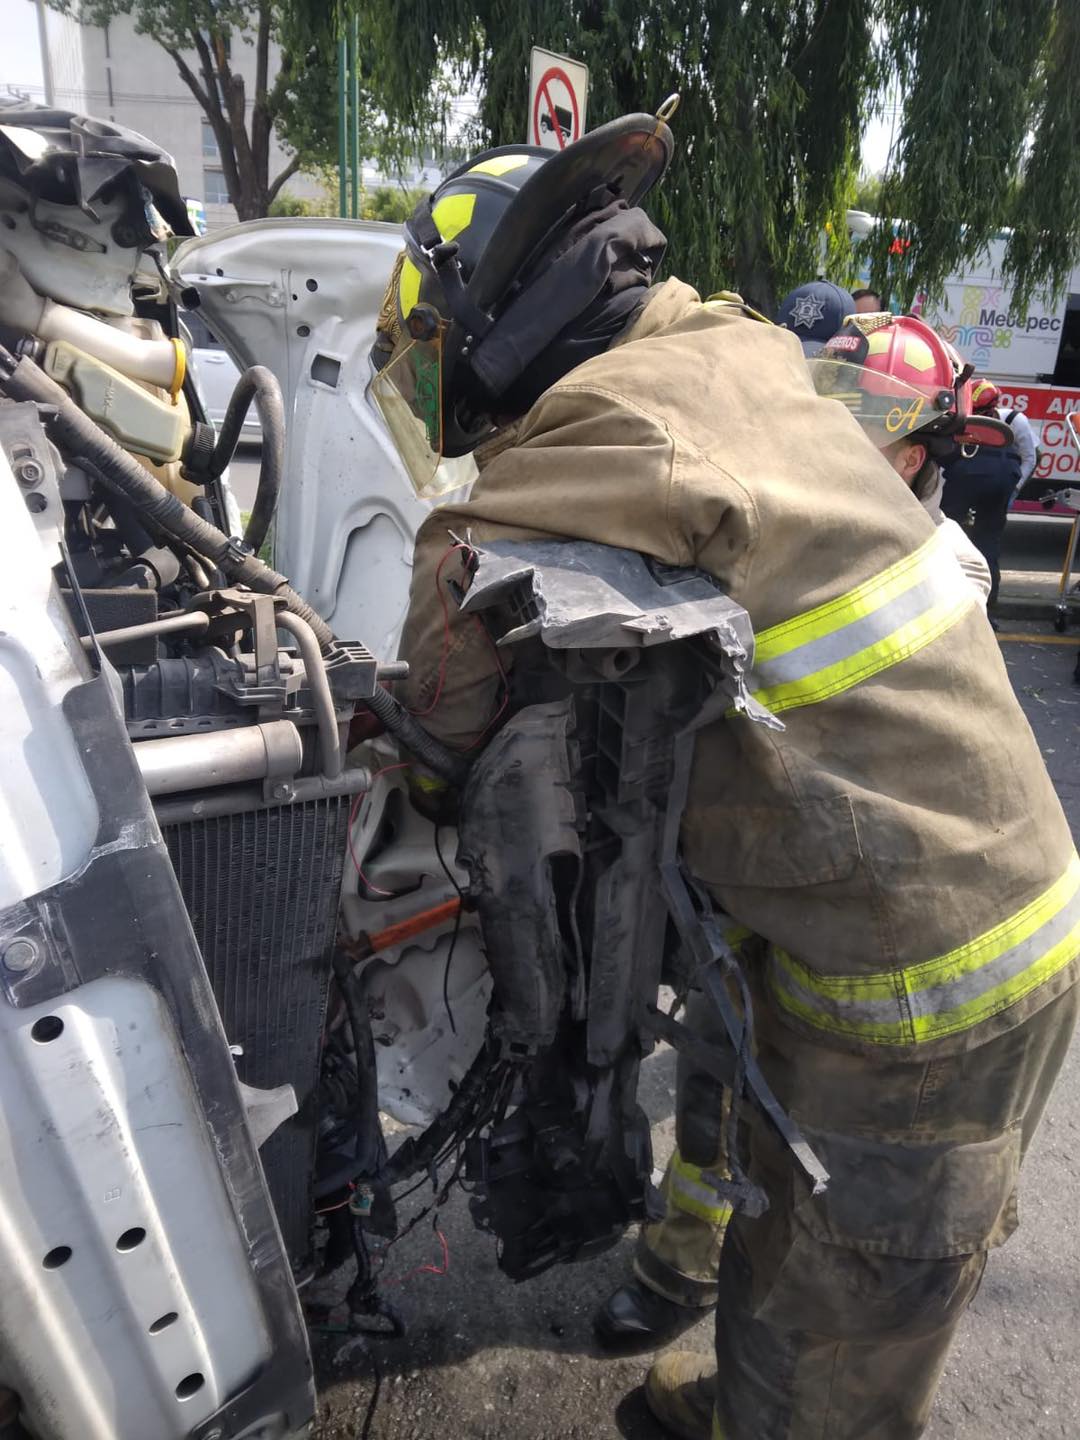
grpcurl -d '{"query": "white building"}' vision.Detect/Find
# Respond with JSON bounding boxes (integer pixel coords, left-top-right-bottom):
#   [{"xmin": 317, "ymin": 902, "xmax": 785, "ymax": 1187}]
[{"xmin": 14, "ymin": 2, "xmax": 322, "ymax": 228}]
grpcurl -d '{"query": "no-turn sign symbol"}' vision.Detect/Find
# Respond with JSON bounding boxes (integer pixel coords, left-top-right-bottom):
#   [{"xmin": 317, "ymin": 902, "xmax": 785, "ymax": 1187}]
[{"xmin": 528, "ymin": 47, "xmax": 589, "ymax": 151}]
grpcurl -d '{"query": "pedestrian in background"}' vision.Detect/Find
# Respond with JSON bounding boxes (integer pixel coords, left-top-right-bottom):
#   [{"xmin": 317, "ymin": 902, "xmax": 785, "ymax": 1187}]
[
  {"xmin": 972, "ymin": 378, "xmax": 1038, "ymax": 497},
  {"xmin": 852, "ymin": 286, "xmax": 884, "ymax": 313},
  {"xmin": 940, "ymin": 384, "xmax": 1023, "ymax": 618},
  {"xmin": 774, "ymin": 280, "xmax": 855, "ymax": 355}
]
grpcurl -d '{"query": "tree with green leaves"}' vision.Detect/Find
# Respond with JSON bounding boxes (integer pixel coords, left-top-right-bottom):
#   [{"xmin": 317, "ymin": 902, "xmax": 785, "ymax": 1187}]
[
  {"xmin": 50, "ymin": 1, "xmax": 344, "ymax": 219},
  {"xmin": 338, "ymin": 0, "xmax": 1080, "ymax": 316}
]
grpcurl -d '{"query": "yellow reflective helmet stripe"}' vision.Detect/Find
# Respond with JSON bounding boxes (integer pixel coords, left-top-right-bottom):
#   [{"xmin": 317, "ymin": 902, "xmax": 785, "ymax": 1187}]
[
  {"xmin": 713, "ymin": 1416, "xmax": 727, "ymax": 1440},
  {"xmin": 431, "ymin": 191, "xmax": 476, "ymax": 242},
  {"xmin": 745, "ymin": 529, "xmax": 974, "ymax": 715},
  {"xmin": 667, "ymin": 1151, "xmax": 734, "ymax": 1227},
  {"xmin": 401, "ymin": 190, "xmax": 479, "ymax": 321},
  {"xmin": 468, "ymin": 154, "xmax": 530, "ymax": 177},
  {"xmin": 399, "ymin": 256, "xmax": 422, "ymax": 319},
  {"xmin": 904, "ymin": 334, "xmax": 936, "ymax": 372},
  {"xmin": 769, "ymin": 852, "xmax": 1080, "ymax": 1044}
]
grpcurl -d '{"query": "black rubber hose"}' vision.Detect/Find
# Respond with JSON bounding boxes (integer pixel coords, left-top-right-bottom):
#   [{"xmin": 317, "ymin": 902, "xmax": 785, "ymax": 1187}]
[
  {"xmin": 0, "ymin": 347, "xmax": 471, "ymax": 787},
  {"xmin": 208, "ymin": 365, "xmax": 285, "ymax": 556},
  {"xmin": 0, "ymin": 349, "xmax": 334, "ymax": 649},
  {"xmin": 331, "ymin": 951, "xmax": 385, "ymax": 1179},
  {"xmin": 362, "ymin": 684, "xmax": 472, "ymax": 788}
]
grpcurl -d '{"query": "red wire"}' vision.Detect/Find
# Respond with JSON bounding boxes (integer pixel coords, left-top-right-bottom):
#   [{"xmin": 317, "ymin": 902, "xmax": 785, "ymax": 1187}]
[
  {"xmin": 315, "ymin": 1184, "xmax": 355, "ymax": 1216},
  {"xmin": 382, "ymin": 1227, "xmax": 450, "ymax": 1287},
  {"xmin": 347, "ymin": 762, "xmax": 412, "ymax": 897}
]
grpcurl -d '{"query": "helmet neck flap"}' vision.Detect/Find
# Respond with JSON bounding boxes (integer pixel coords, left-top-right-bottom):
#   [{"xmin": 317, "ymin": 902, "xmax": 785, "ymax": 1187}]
[{"xmin": 398, "ymin": 112, "xmax": 674, "ymax": 458}]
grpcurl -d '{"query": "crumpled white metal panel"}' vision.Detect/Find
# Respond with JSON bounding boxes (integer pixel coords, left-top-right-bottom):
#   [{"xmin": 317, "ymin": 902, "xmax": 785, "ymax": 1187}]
[{"xmin": 0, "ymin": 975, "xmax": 272, "ymax": 1440}]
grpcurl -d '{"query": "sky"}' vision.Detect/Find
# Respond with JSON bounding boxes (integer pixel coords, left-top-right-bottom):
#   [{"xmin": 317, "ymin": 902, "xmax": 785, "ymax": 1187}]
[
  {"xmin": 2, "ymin": 0, "xmax": 896, "ymax": 173},
  {"xmin": 3, "ymin": 2, "xmax": 46, "ymax": 102}
]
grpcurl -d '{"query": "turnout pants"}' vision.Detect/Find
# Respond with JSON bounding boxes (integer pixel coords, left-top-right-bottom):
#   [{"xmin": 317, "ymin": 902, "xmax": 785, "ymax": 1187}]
[
  {"xmin": 636, "ymin": 990, "xmax": 733, "ymax": 1307},
  {"xmin": 710, "ymin": 979, "xmax": 1079, "ymax": 1439}
]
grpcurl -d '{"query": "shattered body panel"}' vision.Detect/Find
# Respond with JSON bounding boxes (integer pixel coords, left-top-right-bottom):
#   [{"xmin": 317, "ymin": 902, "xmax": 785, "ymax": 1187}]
[{"xmin": 0, "ymin": 425, "xmax": 313, "ymax": 1440}]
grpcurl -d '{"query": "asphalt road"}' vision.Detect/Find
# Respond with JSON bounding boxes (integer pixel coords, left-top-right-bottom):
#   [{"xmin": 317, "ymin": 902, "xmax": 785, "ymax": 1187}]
[{"xmin": 307, "ymin": 622, "xmax": 1080, "ymax": 1440}]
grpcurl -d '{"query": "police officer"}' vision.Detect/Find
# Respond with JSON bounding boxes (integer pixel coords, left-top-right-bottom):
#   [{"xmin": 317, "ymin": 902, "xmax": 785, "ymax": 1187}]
[
  {"xmin": 377, "ymin": 115, "xmax": 1080, "ymax": 1440},
  {"xmin": 776, "ymin": 279, "xmax": 855, "ymax": 355},
  {"xmin": 939, "ymin": 378, "xmax": 1025, "ymax": 613}
]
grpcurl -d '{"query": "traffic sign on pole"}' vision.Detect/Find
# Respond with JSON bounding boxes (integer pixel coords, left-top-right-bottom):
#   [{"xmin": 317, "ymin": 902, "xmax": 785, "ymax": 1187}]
[{"xmin": 528, "ymin": 47, "xmax": 589, "ymax": 151}]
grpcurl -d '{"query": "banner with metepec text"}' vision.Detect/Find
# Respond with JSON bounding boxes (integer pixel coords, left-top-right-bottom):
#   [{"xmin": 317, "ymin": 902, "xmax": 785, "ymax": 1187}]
[{"xmin": 913, "ymin": 283, "xmax": 1067, "ymax": 381}]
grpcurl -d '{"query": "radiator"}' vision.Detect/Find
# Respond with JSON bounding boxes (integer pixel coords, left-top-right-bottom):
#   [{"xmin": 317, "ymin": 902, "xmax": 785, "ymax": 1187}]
[{"xmin": 163, "ymin": 796, "xmax": 350, "ymax": 1270}]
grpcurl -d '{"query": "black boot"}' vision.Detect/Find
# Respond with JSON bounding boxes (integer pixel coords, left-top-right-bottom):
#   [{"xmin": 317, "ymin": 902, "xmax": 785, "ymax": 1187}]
[{"xmin": 594, "ymin": 1278, "xmax": 712, "ymax": 1351}]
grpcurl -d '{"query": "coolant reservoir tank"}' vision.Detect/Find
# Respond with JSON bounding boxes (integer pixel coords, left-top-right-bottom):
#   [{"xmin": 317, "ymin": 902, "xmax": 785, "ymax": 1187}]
[{"xmin": 43, "ymin": 339, "xmax": 191, "ymax": 465}]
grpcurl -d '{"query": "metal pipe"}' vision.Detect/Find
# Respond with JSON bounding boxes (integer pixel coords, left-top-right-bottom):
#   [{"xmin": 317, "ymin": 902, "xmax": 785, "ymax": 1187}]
[
  {"xmin": 152, "ymin": 766, "xmax": 372, "ymax": 825},
  {"xmin": 276, "ymin": 611, "xmax": 344, "ymax": 779},
  {"xmin": 0, "ymin": 251, "xmax": 182, "ymax": 393},
  {"xmin": 184, "ymin": 554, "xmax": 211, "ymax": 590},
  {"xmin": 134, "ymin": 720, "xmax": 302, "ymax": 797},
  {"xmin": 0, "ymin": 350, "xmax": 335, "ymax": 649},
  {"xmin": 376, "ymin": 660, "xmax": 410, "ymax": 682},
  {"xmin": 81, "ymin": 611, "xmax": 210, "ymax": 652}
]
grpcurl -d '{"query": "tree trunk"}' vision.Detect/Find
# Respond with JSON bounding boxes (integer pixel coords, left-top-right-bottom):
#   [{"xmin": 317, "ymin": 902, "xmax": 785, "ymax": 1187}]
[
  {"xmin": 730, "ymin": 75, "xmax": 778, "ymax": 316},
  {"xmin": 231, "ymin": 184, "xmax": 269, "ymax": 222},
  {"xmin": 732, "ymin": 245, "xmax": 778, "ymax": 319},
  {"xmin": 171, "ymin": 29, "xmax": 277, "ymax": 221}
]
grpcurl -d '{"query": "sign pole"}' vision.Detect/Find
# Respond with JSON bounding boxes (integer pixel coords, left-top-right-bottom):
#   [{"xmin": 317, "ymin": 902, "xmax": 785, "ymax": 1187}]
[
  {"xmin": 337, "ymin": 36, "xmax": 347, "ymax": 218},
  {"xmin": 350, "ymin": 14, "xmax": 360, "ymax": 220}
]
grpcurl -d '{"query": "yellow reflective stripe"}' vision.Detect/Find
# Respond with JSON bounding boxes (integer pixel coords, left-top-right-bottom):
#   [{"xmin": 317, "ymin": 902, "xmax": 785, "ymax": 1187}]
[
  {"xmin": 399, "ymin": 256, "xmax": 422, "ymax": 318},
  {"xmin": 669, "ymin": 1151, "xmax": 734, "ymax": 1226},
  {"xmin": 747, "ymin": 530, "xmax": 973, "ymax": 715},
  {"xmin": 431, "ymin": 192, "xmax": 476, "ymax": 242},
  {"xmin": 468, "ymin": 154, "xmax": 529, "ymax": 176},
  {"xmin": 770, "ymin": 853, "xmax": 1080, "ymax": 1044},
  {"xmin": 904, "ymin": 852, "xmax": 1080, "ymax": 989},
  {"xmin": 755, "ymin": 590, "xmax": 971, "ymax": 714},
  {"xmin": 712, "ymin": 1416, "xmax": 727, "ymax": 1440},
  {"xmin": 754, "ymin": 533, "xmax": 943, "ymax": 665},
  {"xmin": 912, "ymin": 916, "xmax": 1080, "ymax": 1041}
]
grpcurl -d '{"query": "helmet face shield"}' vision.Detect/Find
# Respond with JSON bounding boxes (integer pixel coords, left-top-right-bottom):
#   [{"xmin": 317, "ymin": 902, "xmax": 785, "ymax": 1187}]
[
  {"xmin": 368, "ymin": 331, "xmax": 450, "ymax": 497},
  {"xmin": 809, "ymin": 354, "xmax": 955, "ymax": 447},
  {"xmin": 810, "ymin": 316, "xmax": 1014, "ymax": 451}
]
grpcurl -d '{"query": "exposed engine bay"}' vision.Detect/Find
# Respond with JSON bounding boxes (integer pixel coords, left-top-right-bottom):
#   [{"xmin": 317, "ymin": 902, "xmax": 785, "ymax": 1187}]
[{"xmin": 0, "ymin": 104, "xmax": 804, "ymax": 1440}]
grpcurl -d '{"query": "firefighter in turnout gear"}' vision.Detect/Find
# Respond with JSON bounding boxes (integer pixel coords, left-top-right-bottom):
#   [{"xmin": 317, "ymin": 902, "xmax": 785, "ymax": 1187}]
[
  {"xmin": 596, "ymin": 309, "xmax": 1005, "ymax": 1353},
  {"xmin": 376, "ymin": 114, "xmax": 1080, "ymax": 1440}
]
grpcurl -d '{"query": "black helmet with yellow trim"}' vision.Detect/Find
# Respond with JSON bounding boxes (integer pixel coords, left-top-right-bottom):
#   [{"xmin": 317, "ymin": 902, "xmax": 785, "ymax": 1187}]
[{"xmin": 370, "ymin": 111, "xmax": 674, "ymax": 493}]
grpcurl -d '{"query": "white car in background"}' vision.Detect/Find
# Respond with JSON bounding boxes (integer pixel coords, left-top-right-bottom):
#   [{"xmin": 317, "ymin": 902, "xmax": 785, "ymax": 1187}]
[{"xmin": 183, "ymin": 308, "xmax": 262, "ymax": 442}]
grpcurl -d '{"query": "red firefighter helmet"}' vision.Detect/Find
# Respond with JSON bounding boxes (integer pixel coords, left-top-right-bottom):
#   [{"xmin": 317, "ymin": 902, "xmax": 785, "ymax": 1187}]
[
  {"xmin": 970, "ymin": 377, "xmax": 1003, "ymax": 413},
  {"xmin": 810, "ymin": 313, "xmax": 1013, "ymax": 451}
]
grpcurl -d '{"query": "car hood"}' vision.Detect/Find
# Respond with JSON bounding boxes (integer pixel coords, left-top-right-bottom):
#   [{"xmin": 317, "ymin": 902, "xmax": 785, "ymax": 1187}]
[{"xmin": 172, "ymin": 218, "xmax": 461, "ymax": 660}]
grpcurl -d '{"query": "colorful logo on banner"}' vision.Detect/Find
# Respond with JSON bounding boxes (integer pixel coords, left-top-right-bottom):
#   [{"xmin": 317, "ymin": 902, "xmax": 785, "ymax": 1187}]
[
  {"xmin": 914, "ymin": 283, "xmax": 1064, "ymax": 377},
  {"xmin": 918, "ymin": 285, "xmax": 1013, "ymax": 369}
]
